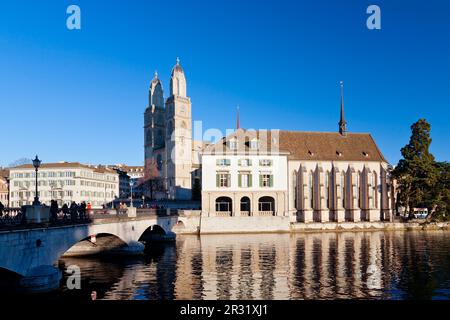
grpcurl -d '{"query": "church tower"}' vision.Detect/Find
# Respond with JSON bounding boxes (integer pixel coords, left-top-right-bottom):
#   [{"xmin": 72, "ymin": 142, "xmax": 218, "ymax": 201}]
[
  {"xmin": 144, "ymin": 71, "xmax": 166, "ymax": 171},
  {"xmin": 338, "ymin": 81, "xmax": 347, "ymax": 136},
  {"xmin": 165, "ymin": 58, "xmax": 193, "ymax": 200}
]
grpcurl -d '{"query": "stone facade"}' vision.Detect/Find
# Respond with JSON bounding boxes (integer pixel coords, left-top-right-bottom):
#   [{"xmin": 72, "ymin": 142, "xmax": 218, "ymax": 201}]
[{"xmin": 144, "ymin": 59, "xmax": 201, "ymax": 200}]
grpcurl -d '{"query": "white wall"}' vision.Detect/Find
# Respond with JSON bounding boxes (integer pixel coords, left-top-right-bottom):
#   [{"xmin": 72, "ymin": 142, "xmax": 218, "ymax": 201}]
[
  {"xmin": 202, "ymin": 154, "xmax": 288, "ymax": 192},
  {"xmin": 9, "ymin": 167, "xmax": 119, "ymax": 208}
]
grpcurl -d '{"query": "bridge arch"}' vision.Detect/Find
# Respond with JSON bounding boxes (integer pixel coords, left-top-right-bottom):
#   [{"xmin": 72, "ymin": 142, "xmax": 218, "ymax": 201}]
[
  {"xmin": 64, "ymin": 233, "xmax": 130, "ymax": 257},
  {"xmin": 0, "ymin": 216, "xmax": 175, "ymax": 281},
  {"xmin": 138, "ymin": 224, "xmax": 168, "ymax": 243},
  {"xmin": 0, "ymin": 267, "xmax": 24, "ymax": 293}
]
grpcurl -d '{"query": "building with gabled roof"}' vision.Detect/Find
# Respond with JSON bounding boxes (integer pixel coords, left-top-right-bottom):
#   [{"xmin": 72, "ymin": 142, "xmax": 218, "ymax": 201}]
[
  {"xmin": 8, "ymin": 162, "xmax": 119, "ymax": 208},
  {"xmin": 200, "ymin": 83, "xmax": 394, "ymax": 223}
]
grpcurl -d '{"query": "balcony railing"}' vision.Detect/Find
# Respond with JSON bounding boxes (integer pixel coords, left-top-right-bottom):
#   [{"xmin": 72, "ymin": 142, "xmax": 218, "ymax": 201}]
[
  {"xmin": 215, "ymin": 211, "xmax": 232, "ymax": 217},
  {"xmin": 257, "ymin": 211, "xmax": 275, "ymax": 216}
]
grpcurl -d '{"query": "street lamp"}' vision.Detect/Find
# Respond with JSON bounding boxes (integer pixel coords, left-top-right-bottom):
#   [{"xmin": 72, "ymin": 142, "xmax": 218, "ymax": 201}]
[
  {"xmin": 130, "ymin": 180, "xmax": 134, "ymax": 208},
  {"xmin": 6, "ymin": 177, "xmax": 10, "ymax": 207},
  {"xmin": 32, "ymin": 155, "xmax": 41, "ymax": 205}
]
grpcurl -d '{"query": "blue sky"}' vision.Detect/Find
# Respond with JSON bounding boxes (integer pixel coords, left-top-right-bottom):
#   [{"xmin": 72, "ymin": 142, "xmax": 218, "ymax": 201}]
[{"xmin": 0, "ymin": 0, "xmax": 449, "ymax": 167}]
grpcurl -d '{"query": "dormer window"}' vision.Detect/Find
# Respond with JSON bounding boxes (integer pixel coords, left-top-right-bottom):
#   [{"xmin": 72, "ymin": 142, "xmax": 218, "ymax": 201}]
[
  {"xmin": 239, "ymin": 159, "xmax": 252, "ymax": 167},
  {"xmin": 336, "ymin": 151, "xmax": 342, "ymax": 157},
  {"xmin": 250, "ymin": 138, "xmax": 259, "ymax": 150},
  {"xmin": 308, "ymin": 150, "xmax": 314, "ymax": 156},
  {"xmin": 228, "ymin": 138, "xmax": 238, "ymax": 150},
  {"xmin": 363, "ymin": 151, "xmax": 369, "ymax": 157},
  {"xmin": 217, "ymin": 159, "xmax": 231, "ymax": 166},
  {"xmin": 259, "ymin": 159, "xmax": 273, "ymax": 167}
]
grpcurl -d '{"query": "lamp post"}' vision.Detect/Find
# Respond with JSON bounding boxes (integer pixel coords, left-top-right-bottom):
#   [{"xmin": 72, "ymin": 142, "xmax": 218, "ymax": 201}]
[
  {"xmin": 32, "ymin": 155, "xmax": 41, "ymax": 205},
  {"xmin": 6, "ymin": 177, "xmax": 10, "ymax": 207},
  {"xmin": 130, "ymin": 180, "xmax": 134, "ymax": 208}
]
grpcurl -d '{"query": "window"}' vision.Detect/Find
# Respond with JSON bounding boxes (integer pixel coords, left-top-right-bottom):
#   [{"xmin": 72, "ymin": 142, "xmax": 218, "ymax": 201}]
[
  {"xmin": 239, "ymin": 159, "xmax": 252, "ymax": 167},
  {"xmin": 309, "ymin": 172, "xmax": 314, "ymax": 208},
  {"xmin": 370, "ymin": 172, "xmax": 377, "ymax": 208},
  {"xmin": 258, "ymin": 196, "xmax": 275, "ymax": 213},
  {"xmin": 228, "ymin": 138, "xmax": 238, "ymax": 150},
  {"xmin": 216, "ymin": 159, "xmax": 231, "ymax": 166},
  {"xmin": 215, "ymin": 197, "xmax": 232, "ymax": 212},
  {"xmin": 167, "ymin": 121, "xmax": 173, "ymax": 136},
  {"xmin": 250, "ymin": 139, "xmax": 259, "ymax": 149},
  {"xmin": 145, "ymin": 129, "xmax": 153, "ymax": 146},
  {"xmin": 259, "ymin": 159, "xmax": 273, "ymax": 167},
  {"xmin": 216, "ymin": 173, "xmax": 231, "ymax": 187},
  {"xmin": 238, "ymin": 173, "xmax": 252, "ymax": 188},
  {"xmin": 325, "ymin": 172, "xmax": 330, "ymax": 209},
  {"xmin": 157, "ymin": 154, "xmax": 163, "ymax": 171},
  {"xmin": 260, "ymin": 174, "xmax": 273, "ymax": 187},
  {"xmin": 240, "ymin": 197, "xmax": 251, "ymax": 213},
  {"xmin": 356, "ymin": 172, "xmax": 361, "ymax": 207},
  {"xmin": 341, "ymin": 172, "xmax": 345, "ymax": 208}
]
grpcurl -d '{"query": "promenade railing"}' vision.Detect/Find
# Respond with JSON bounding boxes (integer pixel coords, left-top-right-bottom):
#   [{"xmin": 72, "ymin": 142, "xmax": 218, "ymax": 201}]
[
  {"xmin": 0, "ymin": 206, "xmax": 181, "ymax": 230},
  {"xmin": 0, "ymin": 208, "xmax": 25, "ymax": 227}
]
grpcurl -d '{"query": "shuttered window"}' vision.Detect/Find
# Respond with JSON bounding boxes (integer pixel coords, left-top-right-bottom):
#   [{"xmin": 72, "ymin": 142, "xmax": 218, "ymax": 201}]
[
  {"xmin": 260, "ymin": 174, "xmax": 273, "ymax": 187},
  {"xmin": 238, "ymin": 173, "xmax": 252, "ymax": 188},
  {"xmin": 216, "ymin": 173, "xmax": 231, "ymax": 187}
]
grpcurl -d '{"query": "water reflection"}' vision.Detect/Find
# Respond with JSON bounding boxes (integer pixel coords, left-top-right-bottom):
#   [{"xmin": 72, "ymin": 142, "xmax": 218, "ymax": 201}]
[{"xmin": 55, "ymin": 231, "xmax": 450, "ymax": 300}]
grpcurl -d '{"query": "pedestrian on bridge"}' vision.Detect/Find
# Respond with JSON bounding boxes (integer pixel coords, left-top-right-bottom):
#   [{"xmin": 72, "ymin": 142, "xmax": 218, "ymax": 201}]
[
  {"xmin": 62, "ymin": 203, "xmax": 69, "ymax": 220},
  {"xmin": 0, "ymin": 201, "xmax": 4, "ymax": 217},
  {"xmin": 80, "ymin": 202, "xmax": 87, "ymax": 220},
  {"xmin": 50, "ymin": 200, "xmax": 59, "ymax": 222},
  {"xmin": 69, "ymin": 202, "xmax": 78, "ymax": 221}
]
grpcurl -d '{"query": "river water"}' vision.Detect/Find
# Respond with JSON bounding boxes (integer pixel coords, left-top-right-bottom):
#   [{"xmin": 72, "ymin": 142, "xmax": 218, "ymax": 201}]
[{"xmin": 49, "ymin": 230, "xmax": 450, "ymax": 300}]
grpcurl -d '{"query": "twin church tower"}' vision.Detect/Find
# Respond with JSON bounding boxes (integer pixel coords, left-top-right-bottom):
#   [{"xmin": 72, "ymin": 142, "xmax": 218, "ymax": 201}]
[{"xmin": 144, "ymin": 58, "xmax": 193, "ymax": 200}]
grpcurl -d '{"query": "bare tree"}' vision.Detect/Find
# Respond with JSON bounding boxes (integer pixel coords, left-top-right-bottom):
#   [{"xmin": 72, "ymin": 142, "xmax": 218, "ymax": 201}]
[
  {"xmin": 139, "ymin": 158, "xmax": 163, "ymax": 200},
  {"xmin": 8, "ymin": 158, "xmax": 32, "ymax": 168}
]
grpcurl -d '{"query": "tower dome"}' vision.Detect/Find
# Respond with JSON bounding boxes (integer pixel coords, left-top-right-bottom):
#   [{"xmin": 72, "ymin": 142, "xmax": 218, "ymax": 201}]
[
  {"xmin": 171, "ymin": 57, "xmax": 184, "ymax": 75},
  {"xmin": 170, "ymin": 57, "xmax": 187, "ymax": 97},
  {"xmin": 149, "ymin": 71, "xmax": 164, "ymax": 108}
]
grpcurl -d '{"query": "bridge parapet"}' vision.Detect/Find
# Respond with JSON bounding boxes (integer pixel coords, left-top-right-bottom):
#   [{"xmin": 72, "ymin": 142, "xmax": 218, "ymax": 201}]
[
  {"xmin": 136, "ymin": 208, "xmax": 179, "ymax": 217},
  {"xmin": 0, "ymin": 208, "xmax": 25, "ymax": 227},
  {"xmin": 178, "ymin": 210, "xmax": 201, "ymax": 217}
]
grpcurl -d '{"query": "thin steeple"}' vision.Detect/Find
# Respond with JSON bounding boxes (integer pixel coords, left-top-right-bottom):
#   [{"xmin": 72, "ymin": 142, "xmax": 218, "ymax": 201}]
[
  {"xmin": 339, "ymin": 81, "xmax": 347, "ymax": 136},
  {"xmin": 236, "ymin": 105, "xmax": 240, "ymax": 130}
]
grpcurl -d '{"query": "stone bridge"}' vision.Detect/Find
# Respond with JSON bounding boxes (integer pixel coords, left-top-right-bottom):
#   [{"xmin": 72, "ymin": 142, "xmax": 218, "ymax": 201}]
[{"xmin": 0, "ymin": 209, "xmax": 198, "ymax": 292}]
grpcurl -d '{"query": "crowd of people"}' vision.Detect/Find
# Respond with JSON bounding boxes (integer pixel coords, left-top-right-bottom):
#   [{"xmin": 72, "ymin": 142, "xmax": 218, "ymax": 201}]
[{"xmin": 50, "ymin": 200, "xmax": 92, "ymax": 222}]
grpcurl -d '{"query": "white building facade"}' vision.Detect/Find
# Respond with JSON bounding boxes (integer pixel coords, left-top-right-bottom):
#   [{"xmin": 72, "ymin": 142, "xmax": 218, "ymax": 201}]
[
  {"xmin": 9, "ymin": 162, "xmax": 119, "ymax": 208},
  {"xmin": 201, "ymin": 129, "xmax": 394, "ymax": 223},
  {"xmin": 201, "ymin": 130, "xmax": 289, "ymax": 217},
  {"xmin": 0, "ymin": 178, "xmax": 8, "ymax": 207}
]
